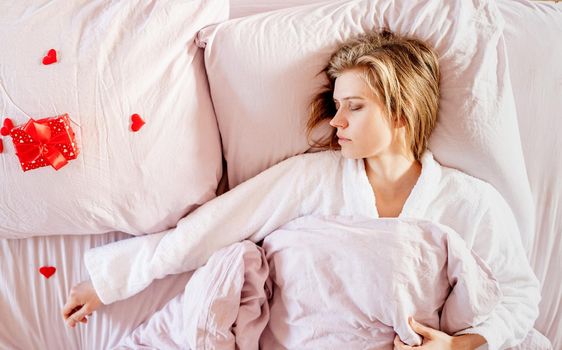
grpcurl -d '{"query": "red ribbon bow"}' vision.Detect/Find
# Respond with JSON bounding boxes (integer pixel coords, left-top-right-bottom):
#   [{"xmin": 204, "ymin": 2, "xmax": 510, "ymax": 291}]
[{"xmin": 14, "ymin": 119, "xmax": 69, "ymax": 170}]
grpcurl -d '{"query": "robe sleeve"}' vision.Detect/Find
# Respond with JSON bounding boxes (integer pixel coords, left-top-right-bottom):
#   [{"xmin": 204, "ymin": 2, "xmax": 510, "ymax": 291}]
[
  {"xmin": 453, "ymin": 184, "xmax": 541, "ymax": 350},
  {"xmin": 84, "ymin": 154, "xmax": 315, "ymax": 305}
]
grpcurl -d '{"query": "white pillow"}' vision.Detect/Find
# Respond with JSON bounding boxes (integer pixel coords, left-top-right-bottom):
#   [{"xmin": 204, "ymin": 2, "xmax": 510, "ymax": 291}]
[
  {"xmin": 197, "ymin": 0, "xmax": 535, "ymax": 249},
  {"xmin": 0, "ymin": 0, "xmax": 228, "ymax": 237},
  {"xmin": 228, "ymin": 0, "xmax": 330, "ymax": 19}
]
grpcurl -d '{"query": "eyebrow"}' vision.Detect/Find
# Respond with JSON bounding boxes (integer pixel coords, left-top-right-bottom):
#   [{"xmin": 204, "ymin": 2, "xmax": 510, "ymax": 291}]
[{"xmin": 333, "ymin": 96, "xmax": 365, "ymax": 102}]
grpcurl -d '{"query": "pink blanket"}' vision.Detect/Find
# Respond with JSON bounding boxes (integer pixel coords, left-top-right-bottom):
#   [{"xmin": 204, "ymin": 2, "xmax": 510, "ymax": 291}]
[
  {"xmin": 115, "ymin": 215, "xmax": 502, "ymax": 349},
  {"xmin": 115, "ymin": 241, "xmax": 270, "ymax": 349},
  {"xmin": 261, "ymin": 215, "xmax": 501, "ymax": 349}
]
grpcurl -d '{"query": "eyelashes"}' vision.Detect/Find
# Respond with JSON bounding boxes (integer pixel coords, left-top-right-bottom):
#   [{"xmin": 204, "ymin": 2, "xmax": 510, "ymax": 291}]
[{"xmin": 335, "ymin": 105, "xmax": 363, "ymax": 111}]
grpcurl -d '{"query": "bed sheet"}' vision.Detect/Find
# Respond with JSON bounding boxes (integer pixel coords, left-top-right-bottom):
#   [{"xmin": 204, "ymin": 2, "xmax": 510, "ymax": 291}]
[
  {"xmin": 0, "ymin": 232, "xmax": 192, "ymax": 350},
  {"xmin": 497, "ymin": 1, "xmax": 562, "ymax": 348}
]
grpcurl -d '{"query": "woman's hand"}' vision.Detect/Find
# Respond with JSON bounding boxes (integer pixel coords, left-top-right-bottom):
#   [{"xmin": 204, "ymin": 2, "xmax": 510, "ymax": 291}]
[
  {"xmin": 393, "ymin": 317, "xmax": 486, "ymax": 350},
  {"xmin": 62, "ymin": 280, "xmax": 102, "ymax": 328}
]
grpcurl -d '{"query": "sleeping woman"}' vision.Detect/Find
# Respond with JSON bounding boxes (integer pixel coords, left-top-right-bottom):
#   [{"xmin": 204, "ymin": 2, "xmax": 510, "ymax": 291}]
[{"xmin": 62, "ymin": 29, "xmax": 540, "ymax": 350}]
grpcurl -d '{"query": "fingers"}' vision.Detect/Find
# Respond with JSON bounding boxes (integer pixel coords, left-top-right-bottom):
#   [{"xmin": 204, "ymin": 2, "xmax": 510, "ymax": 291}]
[
  {"xmin": 408, "ymin": 316, "xmax": 432, "ymax": 338},
  {"xmin": 62, "ymin": 281, "xmax": 103, "ymax": 328},
  {"xmin": 66, "ymin": 305, "xmax": 91, "ymax": 328},
  {"xmin": 62, "ymin": 300, "xmax": 81, "ymax": 320},
  {"xmin": 62, "ymin": 295, "xmax": 75, "ymax": 320},
  {"xmin": 62, "ymin": 284, "xmax": 84, "ymax": 320},
  {"xmin": 394, "ymin": 335, "xmax": 415, "ymax": 350},
  {"xmin": 63, "ymin": 299, "xmax": 85, "ymax": 328}
]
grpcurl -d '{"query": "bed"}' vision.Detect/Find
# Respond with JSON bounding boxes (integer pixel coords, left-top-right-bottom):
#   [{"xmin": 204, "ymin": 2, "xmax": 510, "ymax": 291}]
[{"xmin": 0, "ymin": 0, "xmax": 560, "ymax": 349}]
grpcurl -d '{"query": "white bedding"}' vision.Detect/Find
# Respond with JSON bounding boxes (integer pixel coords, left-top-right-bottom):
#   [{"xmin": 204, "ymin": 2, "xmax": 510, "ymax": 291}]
[
  {"xmin": 497, "ymin": 1, "xmax": 562, "ymax": 348},
  {"xmin": 225, "ymin": 0, "xmax": 562, "ymax": 346},
  {"xmin": 261, "ymin": 215, "xmax": 502, "ymax": 349},
  {"xmin": 0, "ymin": 233, "xmax": 192, "ymax": 350},
  {"xmin": 0, "ymin": 0, "xmax": 559, "ymax": 348},
  {"xmin": 0, "ymin": 0, "xmax": 227, "ymax": 238},
  {"xmin": 114, "ymin": 215, "xmax": 504, "ymax": 349}
]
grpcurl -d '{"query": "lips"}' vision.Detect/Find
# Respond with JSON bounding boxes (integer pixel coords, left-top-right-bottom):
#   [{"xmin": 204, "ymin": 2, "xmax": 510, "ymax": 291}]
[{"xmin": 337, "ymin": 134, "xmax": 351, "ymax": 141}]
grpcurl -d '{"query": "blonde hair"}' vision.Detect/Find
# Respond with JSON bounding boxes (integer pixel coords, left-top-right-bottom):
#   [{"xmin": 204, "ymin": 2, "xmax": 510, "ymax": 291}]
[{"xmin": 306, "ymin": 29, "xmax": 440, "ymax": 161}]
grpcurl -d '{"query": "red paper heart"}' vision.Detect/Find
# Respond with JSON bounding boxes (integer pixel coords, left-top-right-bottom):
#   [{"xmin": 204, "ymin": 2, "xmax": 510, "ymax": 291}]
[
  {"xmin": 0, "ymin": 138, "xmax": 3, "ymax": 153},
  {"xmin": 130, "ymin": 113, "xmax": 145, "ymax": 132},
  {"xmin": 39, "ymin": 266, "xmax": 56, "ymax": 279},
  {"xmin": 3, "ymin": 118, "xmax": 13, "ymax": 129},
  {"xmin": 0, "ymin": 118, "xmax": 13, "ymax": 136},
  {"xmin": 42, "ymin": 49, "xmax": 57, "ymax": 65}
]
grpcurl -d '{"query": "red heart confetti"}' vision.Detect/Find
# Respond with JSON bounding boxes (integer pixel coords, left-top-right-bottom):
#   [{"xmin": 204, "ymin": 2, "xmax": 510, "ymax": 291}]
[
  {"xmin": 3, "ymin": 118, "xmax": 13, "ymax": 129},
  {"xmin": 39, "ymin": 266, "xmax": 56, "ymax": 279},
  {"xmin": 130, "ymin": 113, "xmax": 145, "ymax": 132},
  {"xmin": 0, "ymin": 138, "xmax": 3, "ymax": 153},
  {"xmin": 0, "ymin": 117, "xmax": 14, "ymax": 136},
  {"xmin": 42, "ymin": 49, "xmax": 57, "ymax": 65}
]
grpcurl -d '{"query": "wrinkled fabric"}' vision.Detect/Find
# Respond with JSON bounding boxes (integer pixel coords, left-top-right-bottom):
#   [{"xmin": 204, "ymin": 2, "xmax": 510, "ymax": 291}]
[
  {"xmin": 85, "ymin": 148, "xmax": 540, "ymax": 350},
  {"xmin": 260, "ymin": 215, "xmax": 501, "ymax": 349},
  {"xmin": 0, "ymin": 0, "xmax": 226, "ymax": 237},
  {"xmin": 115, "ymin": 241, "xmax": 270, "ymax": 350}
]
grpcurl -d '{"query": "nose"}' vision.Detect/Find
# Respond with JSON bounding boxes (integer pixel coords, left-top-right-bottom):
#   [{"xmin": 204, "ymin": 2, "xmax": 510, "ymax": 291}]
[{"xmin": 329, "ymin": 109, "xmax": 348, "ymax": 128}]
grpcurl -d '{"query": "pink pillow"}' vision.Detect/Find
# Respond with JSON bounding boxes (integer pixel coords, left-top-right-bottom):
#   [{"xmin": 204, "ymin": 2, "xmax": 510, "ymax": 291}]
[
  {"xmin": 228, "ymin": 0, "xmax": 330, "ymax": 18},
  {"xmin": 261, "ymin": 215, "xmax": 502, "ymax": 348},
  {"xmin": 197, "ymin": 0, "xmax": 535, "ymax": 249},
  {"xmin": 0, "ymin": 0, "xmax": 228, "ymax": 237}
]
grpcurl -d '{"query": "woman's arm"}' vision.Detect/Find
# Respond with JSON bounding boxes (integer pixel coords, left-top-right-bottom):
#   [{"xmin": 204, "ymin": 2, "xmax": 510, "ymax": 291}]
[
  {"xmin": 394, "ymin": 318, "xmax": 487, "ymax": 350},
  {"xmin": 453, "ymin": 334, "xmax": 487, "ymax": 350},
  {"xmin": 453, "ymin": 184, "xmax": 541, "ymax": 349},
  {"xmin": 82, "ymin": 154, "xmax": 318, "ymax": 305}
]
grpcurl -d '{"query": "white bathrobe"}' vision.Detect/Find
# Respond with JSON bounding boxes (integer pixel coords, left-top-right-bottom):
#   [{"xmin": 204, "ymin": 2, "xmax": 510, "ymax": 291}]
[{"xmin": 84, "ymin": 149, "xmax": 540, "ymax": 350}]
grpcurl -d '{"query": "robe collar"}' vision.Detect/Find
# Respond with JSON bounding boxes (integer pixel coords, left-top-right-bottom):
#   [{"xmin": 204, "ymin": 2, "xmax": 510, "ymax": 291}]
[{"xmin": 344, "ymin": 149, "xmax": 442, "ymax": 219}]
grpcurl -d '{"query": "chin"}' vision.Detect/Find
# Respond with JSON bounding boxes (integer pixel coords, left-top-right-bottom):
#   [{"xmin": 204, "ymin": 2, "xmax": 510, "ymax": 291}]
[{"xmin": 339, "ymin": 148, "xmax": 363, "ymax": 160}]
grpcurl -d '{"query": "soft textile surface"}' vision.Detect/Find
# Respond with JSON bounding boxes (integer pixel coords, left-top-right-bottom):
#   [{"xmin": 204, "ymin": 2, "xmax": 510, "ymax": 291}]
[
  {"xmin": 228, "ymin": 0, "xmax": 329, "ymax": 18},
  {"xmin": 198, "ymin": 0, "xmax": 535, "ymax": 250},
  {"xmin": 0, "ymin": 0, "xmax": 227, "ymax": 238},
  {"xmin": 226, "ymin": 0, "xmax": 562, "ymax": 347},
  {"xmin": 116, "ymin": 241, "xmax": 270, "ymax": 350},
  {"xmin": 509, "ymin": 329, "xmax": 553, "ymax": 350},
  {"xmin": 497, "ymin": 1, "xmax": 562, "ymax": 348},
  {"xmin": 260, "ymin": 215, "xmax": 501, "ymax": 349},
  {"xmin": 112, "ymin": 215, "xmax": 501, "ymax": 349},
  {"xmin": 0, "ymin": 232, "xmax": 191, "ymax": 350},
  {"xmin": 83, "ymin": 148, "xmax": 541, "ymax": 348}
]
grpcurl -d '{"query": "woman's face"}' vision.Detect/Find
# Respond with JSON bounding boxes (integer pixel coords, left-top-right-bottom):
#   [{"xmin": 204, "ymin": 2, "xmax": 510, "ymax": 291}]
[{"xmin": 330, "ymin": 68, "xmax": 401, "ymax": 159}]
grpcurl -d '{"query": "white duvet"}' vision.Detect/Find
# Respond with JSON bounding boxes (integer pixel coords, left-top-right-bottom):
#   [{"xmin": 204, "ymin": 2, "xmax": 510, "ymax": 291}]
[{"xmin": 116, "ymin": 215, "xmax": 502, "ymax": 349}]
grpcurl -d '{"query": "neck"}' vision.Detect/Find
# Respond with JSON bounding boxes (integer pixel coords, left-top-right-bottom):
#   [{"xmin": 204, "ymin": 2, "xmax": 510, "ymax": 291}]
[{"xmin": 364, "ymin": 151, "xmax": 421, "ymax": 198}]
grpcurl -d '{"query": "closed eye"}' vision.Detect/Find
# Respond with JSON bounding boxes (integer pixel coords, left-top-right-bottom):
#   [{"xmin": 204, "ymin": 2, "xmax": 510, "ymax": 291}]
[{"xmin": 335, "ymin": 105, "xmax": 362, "ymax": 111}]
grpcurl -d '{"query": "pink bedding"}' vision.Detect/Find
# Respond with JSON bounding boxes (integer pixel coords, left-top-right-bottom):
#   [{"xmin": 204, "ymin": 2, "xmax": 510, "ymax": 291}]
[
  {"xmin": 115, "ymin": 215, "xmax": 502, "ymax": 349},
  {"xmin": 0, "ymin": 232, "xmax": 193, "ymax": 350},
  {"xmin": 261, "ymin": 216, "xmax": 501, "ymax": 349},
  {"xmin": 115, "ymin": 241, "xmax": 270, "ymax": 349}
]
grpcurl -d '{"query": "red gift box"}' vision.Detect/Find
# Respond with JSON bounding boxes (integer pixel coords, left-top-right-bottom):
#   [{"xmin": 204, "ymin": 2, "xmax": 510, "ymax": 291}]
[{"xmin": 9, "ymin": 114, "xmax": 79, "ymax": 172}]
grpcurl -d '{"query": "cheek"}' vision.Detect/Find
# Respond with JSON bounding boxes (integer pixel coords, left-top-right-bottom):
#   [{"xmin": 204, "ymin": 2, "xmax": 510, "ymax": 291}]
[
  {"xmin": 355, "ymin": 114, "xmax": 379, "ymax": 138},
  {"xmin": 356, "ymin": 117, "xmax": 393, "ymax": 148}
]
